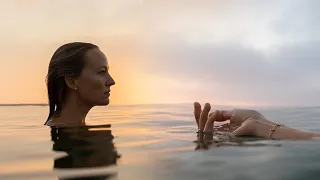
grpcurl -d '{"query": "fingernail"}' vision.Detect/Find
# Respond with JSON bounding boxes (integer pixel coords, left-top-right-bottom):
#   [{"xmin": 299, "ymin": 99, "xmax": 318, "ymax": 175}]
[{"xmin": 204, "ymin": 103, "xmax": 211, "ymax": 111}]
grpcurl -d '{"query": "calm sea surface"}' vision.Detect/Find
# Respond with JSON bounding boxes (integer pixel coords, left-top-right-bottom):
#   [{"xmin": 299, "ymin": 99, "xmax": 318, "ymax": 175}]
[{"xmin": 1, "ymin": 104, "xmax": 320, "ymax": 180}]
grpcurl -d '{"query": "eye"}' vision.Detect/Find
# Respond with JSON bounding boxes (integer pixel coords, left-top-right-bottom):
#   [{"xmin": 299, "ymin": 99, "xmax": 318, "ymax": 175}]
[{"xmin": 99, "ymin": 70, "xmax": 106, "ymax": 75}]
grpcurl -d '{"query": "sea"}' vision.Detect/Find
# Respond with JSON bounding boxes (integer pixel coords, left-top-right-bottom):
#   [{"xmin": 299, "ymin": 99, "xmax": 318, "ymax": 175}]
[{"xmin": 1, "ymin": 104, "xmax": 320, "ymax": 180}]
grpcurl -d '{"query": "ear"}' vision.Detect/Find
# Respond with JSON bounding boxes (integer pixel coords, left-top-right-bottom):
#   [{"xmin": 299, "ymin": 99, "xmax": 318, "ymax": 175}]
[{"xmin": 64, "ymin": 76, "xmax": 78, "ymax": 91}]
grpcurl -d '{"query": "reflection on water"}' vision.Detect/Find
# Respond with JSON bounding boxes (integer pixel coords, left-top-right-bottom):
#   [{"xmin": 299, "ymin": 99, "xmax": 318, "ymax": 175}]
[
  {"xmin": 194, "ymin": 131, "xmax": 282, "ymax": 150},
  {"xmin": 50, "ymin": 125, "xmax": 120, "ymax": 180},
  {"xmin": 2, "ymin": 105, "xmax": 320, "ymax": 180}
]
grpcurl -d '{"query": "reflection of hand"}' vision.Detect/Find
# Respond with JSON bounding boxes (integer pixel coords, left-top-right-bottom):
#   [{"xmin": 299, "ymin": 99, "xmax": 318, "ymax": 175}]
[{"xmin": 194, "ymin": 102, "xmax": 268, "ymax": 136}]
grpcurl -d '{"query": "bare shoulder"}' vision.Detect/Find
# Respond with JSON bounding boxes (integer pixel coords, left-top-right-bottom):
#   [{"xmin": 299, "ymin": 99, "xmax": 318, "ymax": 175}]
[{"xmin": 44, "ymin": 118, "xmax": 68, "ymax": 127}]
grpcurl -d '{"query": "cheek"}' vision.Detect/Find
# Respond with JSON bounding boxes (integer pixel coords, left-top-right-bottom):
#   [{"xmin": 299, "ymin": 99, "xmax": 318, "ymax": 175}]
[{"xmin": 78, "ymin": 75, "xmax": 105, "ymax": 94}]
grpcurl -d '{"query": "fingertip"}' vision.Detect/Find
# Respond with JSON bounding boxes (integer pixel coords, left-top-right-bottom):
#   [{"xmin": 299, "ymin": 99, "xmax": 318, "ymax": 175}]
[
  {"xmin": 194, "ymin": 102, "xmax": 201, "ymax": 108},
  {"xmin": 204, "ymin": 103, "xmax": 211, "ymax": 111}
]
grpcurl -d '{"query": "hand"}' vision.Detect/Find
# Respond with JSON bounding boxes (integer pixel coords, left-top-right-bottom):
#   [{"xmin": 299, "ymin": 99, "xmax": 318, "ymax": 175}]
[{"xmin": 193, "ymin": 102, "xmax": 265, "ymax": 136}]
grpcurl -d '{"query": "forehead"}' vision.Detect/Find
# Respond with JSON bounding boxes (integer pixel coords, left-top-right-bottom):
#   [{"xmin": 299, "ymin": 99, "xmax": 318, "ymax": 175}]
[{"xmin": 84, "ymin": 48, "xmax": 108, "ymax": 68}]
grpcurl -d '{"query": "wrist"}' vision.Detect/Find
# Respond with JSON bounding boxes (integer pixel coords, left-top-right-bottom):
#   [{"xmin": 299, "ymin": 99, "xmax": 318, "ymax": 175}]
[{"xmin": 254, "ymin": 119, "xmax": 315, "ymax": 140}]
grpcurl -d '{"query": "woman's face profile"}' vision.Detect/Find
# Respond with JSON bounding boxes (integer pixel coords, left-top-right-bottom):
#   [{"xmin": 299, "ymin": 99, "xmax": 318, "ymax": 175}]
[{"xmin": 75, "ymin": 48, "xmax": 115, "ymax": 106}]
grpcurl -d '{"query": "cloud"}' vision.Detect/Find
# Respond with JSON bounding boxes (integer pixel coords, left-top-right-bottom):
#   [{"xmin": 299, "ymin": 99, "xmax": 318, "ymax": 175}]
[
  {"xmin": 270, "ymin": 0, "xmax": 320, "ymax": 43},
  {"xmin": 2, "ymin": 0, "xmax": 320, "ymax": 106},
  {"xmin": 138, "ymin": 35, "xmax": 320, "ymax": 106}
]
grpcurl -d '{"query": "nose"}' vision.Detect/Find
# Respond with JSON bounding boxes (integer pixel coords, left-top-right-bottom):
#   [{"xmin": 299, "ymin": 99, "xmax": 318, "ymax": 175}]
[{"xmin": 106, "ymin": 73, "xmax": 115, "ymax": 86}]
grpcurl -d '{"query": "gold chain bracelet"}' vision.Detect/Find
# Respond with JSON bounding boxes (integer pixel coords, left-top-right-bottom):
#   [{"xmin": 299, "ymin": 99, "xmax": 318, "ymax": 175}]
[{"xmin": 269, "ymin": 123, "xmax": 284, "ymax": 139}]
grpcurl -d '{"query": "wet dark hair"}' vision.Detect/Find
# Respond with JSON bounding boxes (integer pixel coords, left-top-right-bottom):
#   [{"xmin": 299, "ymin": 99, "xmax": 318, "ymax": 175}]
[{"xmin": 44, "ymin": 42, "xmax": 98, "ymax": 125}]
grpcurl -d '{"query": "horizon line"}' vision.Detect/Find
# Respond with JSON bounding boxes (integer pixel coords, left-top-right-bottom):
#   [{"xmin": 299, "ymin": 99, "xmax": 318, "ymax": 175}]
[{"xmin": 0, "ymin": 103, "xmax": 319, "ymax": 109}]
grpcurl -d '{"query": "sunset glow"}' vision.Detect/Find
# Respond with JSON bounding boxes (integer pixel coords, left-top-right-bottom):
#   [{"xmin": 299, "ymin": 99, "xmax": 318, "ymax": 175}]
[{"xmin": 1, "ymin": 0, "xmax": 320, "ymax": 107}]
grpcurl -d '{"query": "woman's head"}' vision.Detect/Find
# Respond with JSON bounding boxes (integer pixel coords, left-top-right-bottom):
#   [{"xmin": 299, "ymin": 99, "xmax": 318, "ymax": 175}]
[{"xmin": 46, "ymin": 42, "xmax": 115, "ymax": 122}]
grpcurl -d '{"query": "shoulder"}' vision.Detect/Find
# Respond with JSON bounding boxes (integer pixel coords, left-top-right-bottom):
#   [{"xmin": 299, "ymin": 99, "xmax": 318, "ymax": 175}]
[{"xmin": 44, "ymin": 118, "xmax": 68, "ymax": 127}]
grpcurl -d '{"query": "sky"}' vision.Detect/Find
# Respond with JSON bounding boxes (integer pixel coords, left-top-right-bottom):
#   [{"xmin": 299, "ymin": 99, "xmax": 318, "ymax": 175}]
[{"xmin": 1, "ymin": 0, "xmax": 320, "ymax": 107}]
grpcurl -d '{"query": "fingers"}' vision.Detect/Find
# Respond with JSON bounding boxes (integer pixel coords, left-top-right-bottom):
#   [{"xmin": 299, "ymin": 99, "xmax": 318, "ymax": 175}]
[
  {"xmin": 213, "ymin": 123, "xmax": 231, "ymax": 132},
  {"xmin": 220, "ymin": 110, "xmax": 233, "ymax": 120},
  {"xmin": 212, "ymin": 110, "xmax": 233, "ymax": 122},
  {"xmin": 199, "ymin": 103, "xmax": 211, "ymax": 131},
  {"xmin": 204, "ymin": 110, "xmax": 218, "ymax": 132},
  {"xmin": 194, "ymin": 102, "xmax": 201, "ymax": 128},
  {"xmin": 194, "ymin": 103, "xmax": 232, "ymax": 132}
]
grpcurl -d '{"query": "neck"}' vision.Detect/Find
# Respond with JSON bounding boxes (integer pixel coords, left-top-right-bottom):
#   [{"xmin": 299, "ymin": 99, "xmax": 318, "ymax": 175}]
[{"xmin": 54, "ymin": 94, "xmax": 92, "ymax": 124}]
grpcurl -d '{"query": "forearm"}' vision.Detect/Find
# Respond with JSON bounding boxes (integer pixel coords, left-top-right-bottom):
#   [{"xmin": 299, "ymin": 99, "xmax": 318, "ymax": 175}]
[{"xmin": 254, "ymin": 119, "xmax": 320, "ymax": 140}]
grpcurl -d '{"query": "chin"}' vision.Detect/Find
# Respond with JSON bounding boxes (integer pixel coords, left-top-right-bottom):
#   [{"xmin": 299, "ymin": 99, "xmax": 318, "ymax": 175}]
[{"xmin": 96, "ymin": 99, "xmax": 110, "ymax": 106}]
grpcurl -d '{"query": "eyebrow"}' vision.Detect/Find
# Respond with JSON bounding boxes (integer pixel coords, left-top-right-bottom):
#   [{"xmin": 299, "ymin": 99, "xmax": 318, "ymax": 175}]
[{"xmin": 96, "ymin": 65, "xmax": 109, "ymax": 70}]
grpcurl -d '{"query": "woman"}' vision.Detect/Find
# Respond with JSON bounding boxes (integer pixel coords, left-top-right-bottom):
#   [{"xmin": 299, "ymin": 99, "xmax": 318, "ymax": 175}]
[
  {"xmin": 44, "ymin": 42, "xmax": 319, "ymax": 140},
  {"xmin": 193, "ymin": 102, "xmax": 320, "ymax": 140},
  {"xmin": 44, "ymin": 42, "xmax": 115, "ymax": 126}
]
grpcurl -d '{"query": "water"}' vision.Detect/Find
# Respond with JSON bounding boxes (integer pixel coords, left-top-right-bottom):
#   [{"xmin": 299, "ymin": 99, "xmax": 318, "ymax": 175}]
[{"xmin": 1, "ymin": 104, "xmax": 320, "ymax": 180}]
